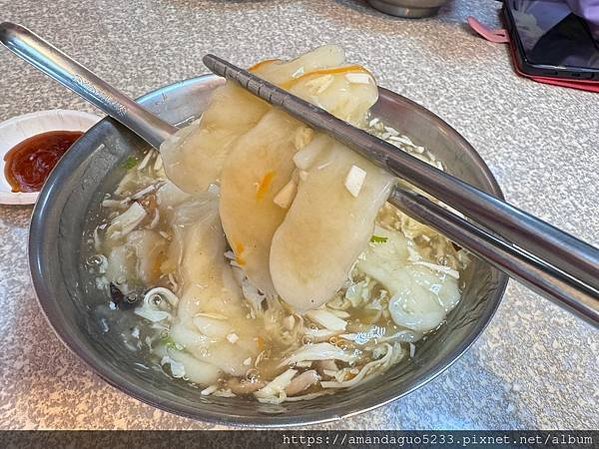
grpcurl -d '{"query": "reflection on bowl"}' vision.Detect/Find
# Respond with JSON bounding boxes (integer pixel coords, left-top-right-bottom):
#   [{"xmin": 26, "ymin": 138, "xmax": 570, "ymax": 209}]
[{"xmin": 29, "ymin": 75, "xmax": 507, "ymax": 426}]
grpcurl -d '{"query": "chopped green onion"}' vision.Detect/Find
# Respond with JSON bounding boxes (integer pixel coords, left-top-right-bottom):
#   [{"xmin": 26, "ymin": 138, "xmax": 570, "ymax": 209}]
[
  {"xmin": 370, "ymin": 235, "xmax": 388, "ymax": 244},
  {"xmin": 122, "ymin": 156, "xmax": 138, "ymax": 170},
  {"xmin": 161, "ymin": 335, "xmax": 181, "ymax": 350}
]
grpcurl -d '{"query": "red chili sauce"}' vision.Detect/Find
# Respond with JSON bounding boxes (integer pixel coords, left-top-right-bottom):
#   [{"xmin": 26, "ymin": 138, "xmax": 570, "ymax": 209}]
[{"xmin": 3, "ymin": 130, "xmax": 83, "ymax": 193}]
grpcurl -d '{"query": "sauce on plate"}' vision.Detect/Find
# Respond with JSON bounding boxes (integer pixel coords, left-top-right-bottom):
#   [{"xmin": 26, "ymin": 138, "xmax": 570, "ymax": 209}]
[{"xmin": 3, "ymin": 130, "xmax": 83, "ymax": 193}]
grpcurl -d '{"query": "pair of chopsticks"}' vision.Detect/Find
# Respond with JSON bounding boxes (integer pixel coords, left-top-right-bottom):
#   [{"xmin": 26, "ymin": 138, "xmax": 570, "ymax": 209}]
[
  {"xmin": 1, "ymin": 18, "xmax": 595, "ymax": 327},
  {"xmin": 202, "ymin": 55, "xmax": 599, "ymax": 328}
]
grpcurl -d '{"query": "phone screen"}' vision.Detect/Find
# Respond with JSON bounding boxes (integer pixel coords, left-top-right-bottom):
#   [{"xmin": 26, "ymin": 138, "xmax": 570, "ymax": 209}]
[{"xmin": 507, "ymin": 0, "xmax": 599, "ymax": 70}]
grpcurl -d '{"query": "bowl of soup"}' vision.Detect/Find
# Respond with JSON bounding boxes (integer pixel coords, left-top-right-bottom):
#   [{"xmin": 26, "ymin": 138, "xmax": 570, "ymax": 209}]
[{"xmin": 29, "ymin": 47, "xmax": 507, "ymax": 426}]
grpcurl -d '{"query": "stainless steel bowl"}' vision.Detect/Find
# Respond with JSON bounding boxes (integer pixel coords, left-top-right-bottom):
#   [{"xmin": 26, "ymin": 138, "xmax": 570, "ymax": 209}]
[
  {"xmin": 29, "ymin": 75, "xmax": 507, "ymax": 426},
  {"xmin": 367, "ymin": 0, "xmax": 451, "ymax": 18}
]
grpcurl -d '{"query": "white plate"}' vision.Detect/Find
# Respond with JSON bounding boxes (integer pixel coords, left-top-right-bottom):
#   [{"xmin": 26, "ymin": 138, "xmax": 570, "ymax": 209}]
[{"xmin": 0, "ymin": 109, "xmax": 101, "ymax": 205}]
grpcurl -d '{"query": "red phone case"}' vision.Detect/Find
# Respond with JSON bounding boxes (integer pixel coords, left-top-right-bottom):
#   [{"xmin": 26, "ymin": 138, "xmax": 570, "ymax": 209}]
[{"xmin": 468, "ymin": 16, "xmax": 599, "ymax": 93}]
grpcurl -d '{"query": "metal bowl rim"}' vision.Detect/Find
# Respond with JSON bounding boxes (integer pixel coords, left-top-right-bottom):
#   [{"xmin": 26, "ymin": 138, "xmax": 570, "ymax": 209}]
[{"xmin": 29, "ymin": 74, "xmax": 508, "ymax": 427}]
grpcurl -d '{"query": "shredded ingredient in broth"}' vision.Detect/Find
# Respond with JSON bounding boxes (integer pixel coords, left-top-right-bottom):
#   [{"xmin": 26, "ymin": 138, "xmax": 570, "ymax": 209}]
[{"xmin": 91, "ymin": 46, "xmax": 469, "ymax": 403}]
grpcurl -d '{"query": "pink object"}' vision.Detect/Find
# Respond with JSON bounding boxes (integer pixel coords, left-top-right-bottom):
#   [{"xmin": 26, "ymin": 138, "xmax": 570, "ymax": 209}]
[
  {"xmin": 467, "ymin": 17, "xmax": 509, "ymax": 43},
  {"xmin": 467, "ymin": 15, "xmax": 599, "ymax": 93}
]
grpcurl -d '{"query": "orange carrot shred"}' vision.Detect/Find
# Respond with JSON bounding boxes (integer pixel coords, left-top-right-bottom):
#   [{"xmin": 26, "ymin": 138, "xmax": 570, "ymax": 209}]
[
  {"xmin": 280, "ymin": 65, "xmax": 372, "ymax": 90},
  {"xmin": 256, "ymin": 171, "xmax": 276, "ymax": 201},
  {"xmin": 235, "ymin": 242, "xmax": 246, "ymax": 267}
]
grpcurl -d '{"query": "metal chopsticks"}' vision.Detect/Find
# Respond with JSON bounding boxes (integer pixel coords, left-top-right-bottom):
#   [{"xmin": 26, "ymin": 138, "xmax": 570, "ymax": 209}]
[
  {"xmin": 5, "ymin": 21, "xmax": 595, "ymax": 324},
  {"xmin": 202, "ymin": 54, "xmax": 599, "ymax": 328}
]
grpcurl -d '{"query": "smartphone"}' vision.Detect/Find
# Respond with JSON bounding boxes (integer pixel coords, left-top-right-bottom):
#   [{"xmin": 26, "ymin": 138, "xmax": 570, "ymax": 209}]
[{"xmin": 503, "ymin": 0, "xmax": 599, "ymax": 80}]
